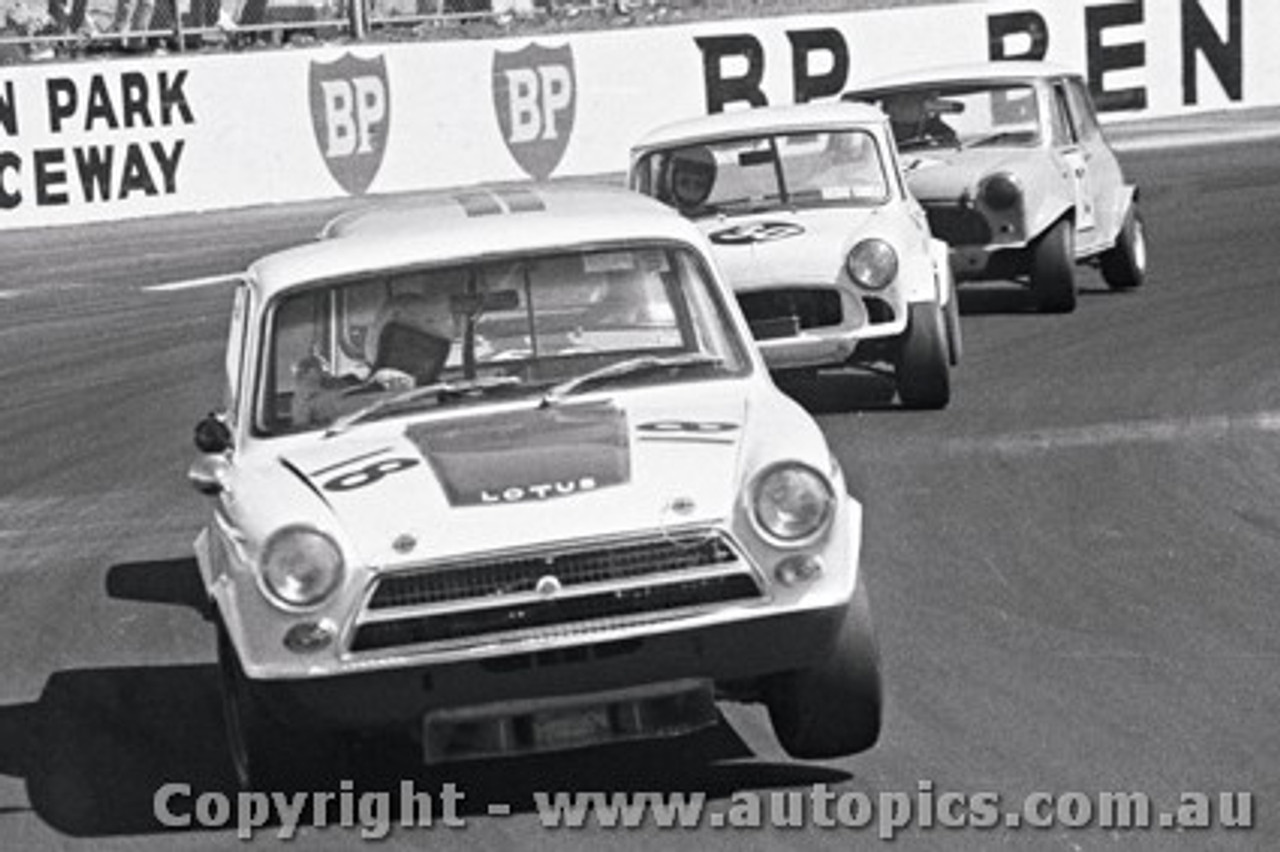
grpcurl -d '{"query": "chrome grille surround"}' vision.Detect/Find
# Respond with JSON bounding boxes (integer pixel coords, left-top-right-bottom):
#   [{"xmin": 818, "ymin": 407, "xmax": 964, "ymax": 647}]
[{"xmin": 347, "ymin": 528, "xmax": 766, "ymax": 657}]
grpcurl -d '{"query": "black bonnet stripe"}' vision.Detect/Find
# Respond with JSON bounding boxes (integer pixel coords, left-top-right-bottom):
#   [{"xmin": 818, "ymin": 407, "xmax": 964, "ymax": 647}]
[
  {"xmin": 455, "ymin": 191, "xmax": 503, "ymax": 217},
  {"xmin": 495, "ymin": 187, "xmax": 546, "ymax": 213},
  {"xmin": 454, "ymin": 188, "xmax": 546, "ymax": 218}
]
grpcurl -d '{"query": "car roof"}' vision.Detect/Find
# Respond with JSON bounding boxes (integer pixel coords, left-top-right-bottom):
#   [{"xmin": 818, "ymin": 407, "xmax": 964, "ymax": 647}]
[
  {"xmin": 849, "ymin": 60, "xmax": 1080, "ymax": 93},
  {"xmin": 247, "ymin": 184, "xmax": 702, "ymax": 299},
  {"xmin": 632, "ymin": 101, "xmax": 889, "ymax": 153}
]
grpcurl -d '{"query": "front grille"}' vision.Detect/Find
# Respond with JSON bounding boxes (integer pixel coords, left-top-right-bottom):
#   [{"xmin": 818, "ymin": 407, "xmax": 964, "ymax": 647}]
[
  {"xmin": 352, "ymin": 575, "xmax": 761, "ymax": 652},
  {"xmin": 350, "ymin": 531, "xmax": 763, "ymax": 655},
  {"xmin": 925, "ymin": 206, "xmax": 993, "ymax": 246},
  {"xmin": 737, "ymin": 288, "xmax": 843, "ymax": 337},
  {"xmin": 369, "ymin": 536, "xmax": 738, "ymax": 609}
]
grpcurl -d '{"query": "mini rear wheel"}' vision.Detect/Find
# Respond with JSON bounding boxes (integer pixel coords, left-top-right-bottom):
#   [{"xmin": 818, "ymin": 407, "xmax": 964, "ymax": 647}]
[{"xmin": 1100, "ymin": 206, "xmax": 1147, "ymax": 290}]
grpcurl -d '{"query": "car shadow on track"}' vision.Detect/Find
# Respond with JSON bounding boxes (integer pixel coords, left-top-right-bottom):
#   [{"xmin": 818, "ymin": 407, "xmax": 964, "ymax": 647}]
[
  {"xmin": 0, "ymin": 559, "xmax": 855, "ymax": 838},
  {"xmin": 956, "ymin": 276, "xmax": 1119, "ymax": 315},
  {"xmin": 105, "ymin": 556, "xmax": 212, "ymax": 616}
]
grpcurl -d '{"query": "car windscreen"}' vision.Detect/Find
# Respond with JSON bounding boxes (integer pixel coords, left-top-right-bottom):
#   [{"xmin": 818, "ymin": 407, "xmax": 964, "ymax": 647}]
[
  {"xmin": 256, "ymin": 244, "xmax": 752, "ymax": 435},
  {"xmin": 862, "ymin": 83, "xmax": 1042, "ymax": 151},
  {"xmin": 638, "ymin": 129, "xmax": 891, "ymax": 218}
]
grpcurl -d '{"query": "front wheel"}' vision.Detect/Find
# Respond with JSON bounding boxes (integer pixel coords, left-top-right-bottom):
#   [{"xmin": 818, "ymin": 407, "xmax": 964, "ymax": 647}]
[
  {"xmin": 217, "ymin": 616, "xmax": 338, "ymax": 791},
  {"xmin": 895, "ymin": 301, "xmax": 952, "ymax": 409},
  {"xmin": 1099, "ymin": 206, "xmax": 1147, "ymax": 290},
  {"xmin": 764, "ymin": 581, "xmax": 883, "ymax": 760},
  {"xmin": 1032, "ymin": 217, "xmax": 1077, "ymax": 313}
]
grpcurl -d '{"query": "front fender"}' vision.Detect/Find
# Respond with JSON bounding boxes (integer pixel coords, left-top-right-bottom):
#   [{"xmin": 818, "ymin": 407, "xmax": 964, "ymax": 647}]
[
  {"xmin": 1101, "ymin": 183, "xmax": 1139, "ymax": 245},
  {"xmin": 897, "ymin": 236, "xmax": 950, "ymax": 305}
]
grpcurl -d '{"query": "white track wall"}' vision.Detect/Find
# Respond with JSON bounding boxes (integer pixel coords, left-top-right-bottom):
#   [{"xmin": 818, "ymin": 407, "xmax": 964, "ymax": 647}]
[{"xmin": 0, "ymin": 0, "xmax": 1269, "ymax": 229}]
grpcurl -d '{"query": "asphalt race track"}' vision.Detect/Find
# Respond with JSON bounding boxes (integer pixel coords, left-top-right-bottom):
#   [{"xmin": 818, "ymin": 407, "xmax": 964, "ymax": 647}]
[{"xmin": 1, "ymin": 134, "xmax": 1277, "ymax": 850}]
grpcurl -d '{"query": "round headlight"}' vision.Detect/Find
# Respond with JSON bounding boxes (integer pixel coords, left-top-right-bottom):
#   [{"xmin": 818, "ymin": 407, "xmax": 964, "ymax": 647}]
[
  {"xmin": 846, "ymin": 239, "xmax": 899, "ymax": 290},
  {"xmin": 751, "ymin": 463, "xmax": 836, "ymax": 545},
  {"xmin": 980, "ymin": 173, "xmax": 1021, "ymax": 211},
  {"xmin": 260, "ymin": 526, "xmax": 345, "ymax": 609}
]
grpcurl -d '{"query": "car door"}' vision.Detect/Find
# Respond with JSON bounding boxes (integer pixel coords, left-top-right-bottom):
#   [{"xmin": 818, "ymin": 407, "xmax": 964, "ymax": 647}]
[
  {"xmin": 1065, "ymin": 76, "xmax": 1125, "ymax": 245},
  {"xmin": 1048, "ymin": 79, "xmax": 1098, "ymax": 249}
]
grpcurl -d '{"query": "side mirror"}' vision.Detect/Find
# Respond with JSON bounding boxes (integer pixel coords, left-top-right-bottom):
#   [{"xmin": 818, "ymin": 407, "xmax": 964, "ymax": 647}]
[
  {"xmin": 188, "ymin": 455, "xmax": 230, "ymax": 496},
  {"xmin": 194, "ymin": 412, "xmax": 232, "ymax": 454}
]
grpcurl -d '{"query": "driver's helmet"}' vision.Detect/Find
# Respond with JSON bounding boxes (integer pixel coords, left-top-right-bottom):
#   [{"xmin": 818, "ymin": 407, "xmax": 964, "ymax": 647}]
[
  {"xmin": 668, "ymin": 146, "xmax": 717, "ymax": 210},
  {"xmin": 365, "ymin": 289, "xmax": 455, "ymax": 384},
  {"xmin": 882, "ymin": 92, "xmax": 930, "ymax": 125}
]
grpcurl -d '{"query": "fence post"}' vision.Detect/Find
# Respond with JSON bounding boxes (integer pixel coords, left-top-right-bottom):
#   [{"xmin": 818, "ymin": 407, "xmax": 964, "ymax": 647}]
[{"xmin": 348, "ymin": 0, "xmax": 368, "ymax": 39}]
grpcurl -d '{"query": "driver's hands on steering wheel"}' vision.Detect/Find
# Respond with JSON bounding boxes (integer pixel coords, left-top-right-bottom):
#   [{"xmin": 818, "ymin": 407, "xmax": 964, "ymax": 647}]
[{"xmin": 370, "ymin": 367, "xmax": 414, "ymax": 391}]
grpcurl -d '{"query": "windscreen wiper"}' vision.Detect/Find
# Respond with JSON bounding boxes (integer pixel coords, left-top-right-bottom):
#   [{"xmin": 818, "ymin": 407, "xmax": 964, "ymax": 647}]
[
  {"xmin": 539, "ymin": 354, "xmax": 722, "ymax": 408},
  {"xmin": 325, "ymin": 376, "xmax": 523, "ymax": 437}
]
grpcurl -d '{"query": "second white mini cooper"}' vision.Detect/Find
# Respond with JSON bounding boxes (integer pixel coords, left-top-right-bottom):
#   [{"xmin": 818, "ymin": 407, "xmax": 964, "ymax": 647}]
[{"xmin": 631, "ymin": 102, "xmax": 960, "ymax": 410}]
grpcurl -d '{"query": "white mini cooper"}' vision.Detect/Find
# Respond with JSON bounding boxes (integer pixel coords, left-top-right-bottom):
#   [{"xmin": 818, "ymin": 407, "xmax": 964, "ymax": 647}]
[
  {"xmin": 631, "ymin": 102, "xmax": 960, "ymax": 410},
  {"xmin": 847, "ymin": 62, "xmax": 1146, "ymax": 313},
  {"xmin": 188, "ymin": 184, "xmax": 881, "ymax": 789}
]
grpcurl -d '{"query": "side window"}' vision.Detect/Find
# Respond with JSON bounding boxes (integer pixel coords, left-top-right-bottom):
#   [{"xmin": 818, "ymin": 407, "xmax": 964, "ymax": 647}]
[
  {"xmin": 1050, "ymin": 83, "xmax": 1078, "ymax": 147},
  {"xmin": 224, "ymin": 281, "xmax": 251, "ymax": 420},
  {"xmin": 1065, "ymin": 78, "xmax": 1101, "ymax": 142}
]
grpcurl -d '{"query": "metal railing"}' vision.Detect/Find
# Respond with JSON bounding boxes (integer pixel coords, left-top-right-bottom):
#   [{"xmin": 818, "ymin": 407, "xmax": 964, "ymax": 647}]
[
  {"xmin": 0, "ymin": 0, "xmax": 514, "ymax": 58},
  {"xmin": 0, "ymin": 0, "xmax": 640, "ymax": 60}
]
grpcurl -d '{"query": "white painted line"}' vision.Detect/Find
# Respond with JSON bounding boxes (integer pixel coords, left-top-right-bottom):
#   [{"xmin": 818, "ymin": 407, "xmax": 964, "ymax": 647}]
[
  {"xmin": 949, "ymin": 411, "xmax": 1280, "ymax": 456},
  {"xmin": 1110, "ymin": 125, "xmax": 1280, "ymax": 153},
  {"xmin": 143, "ymin": 273, "xmax": 240, "ymax": 293}
]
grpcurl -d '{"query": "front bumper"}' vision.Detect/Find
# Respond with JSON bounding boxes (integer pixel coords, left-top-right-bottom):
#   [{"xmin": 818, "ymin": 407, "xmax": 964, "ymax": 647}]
[
  {"xmin": 923, "ymin": 203, "xmax": 1031, "ymax": 280},
  {"xmin": 245, "ymin": 598, "xmax": 854, "ymax": 732},
  {"xmin": 737, "ymin": 285, "xmax": 909, "ymax": 371}
]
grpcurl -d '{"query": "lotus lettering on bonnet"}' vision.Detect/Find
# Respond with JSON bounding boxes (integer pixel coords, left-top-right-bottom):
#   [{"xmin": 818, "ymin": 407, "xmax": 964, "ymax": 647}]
[{"xmin": 479, "ymin": 477, "xmax": 599, "ymax": 504}]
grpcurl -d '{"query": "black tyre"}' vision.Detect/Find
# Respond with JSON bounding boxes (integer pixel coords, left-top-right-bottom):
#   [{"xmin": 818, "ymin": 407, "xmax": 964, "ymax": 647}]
[
  {"xmin": 217, "ymin": 616, "xmax": 338, "ymax": 791},
  {"xmin": 895, "ymin": 301, "xmax": 951, "ymax": 410},
  {"xmin": 765, "ymin": 581, "xmax": 883, "ymax": 760},
  {"xmin": 943, "ymin": 279, "xmax": 963, "ymax": 367},
  {"xmin": 1032, "ymin": 217, "xmax": 1077, "ymax": 313},
  {"xmin": 1099, "ymin": 206, "xmax": 1147, "ymax": 290}
]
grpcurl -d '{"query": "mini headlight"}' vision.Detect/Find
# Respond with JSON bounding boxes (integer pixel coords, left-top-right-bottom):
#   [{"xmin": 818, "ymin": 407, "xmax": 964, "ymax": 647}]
[
  {"xmin": 260, "ymin": 526, "xmax": 345, "ymax": 609},
  {"xmin": 980, "ymin": 172, "xmax": 1021, "ymax": 211},
  {"xmin": 846, "ymin": 239, "xmax": 899, "ymax": 291},
  {"xmin": 751, "ymin": 463, "xmax": 836, "ymax": 545}
]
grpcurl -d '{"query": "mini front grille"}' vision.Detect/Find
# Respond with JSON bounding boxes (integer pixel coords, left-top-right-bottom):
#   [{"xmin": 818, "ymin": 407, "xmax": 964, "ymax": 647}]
[
  {"xmin": 351, "ymin": 531, "xmax": 763, "ymax": 655},
  {"xmin": 737, "ymin": 288, "xmax": 843, "ymax": 335},
  {"xmin": 925, "ymin": 207, "xmax": 993, "ymax": 246}
]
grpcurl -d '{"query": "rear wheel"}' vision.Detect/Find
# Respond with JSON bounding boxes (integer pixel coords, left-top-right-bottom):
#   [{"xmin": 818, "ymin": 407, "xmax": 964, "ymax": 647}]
[
  {"xmin": 943, "ymin": 279, "xmax": 963, "ymax": 367},
  {"xmin": 895, "ymin": 301, "xmax": 951, "ymax": 409},
  {"xmin": 217, "ymin": 616, "xmax": 340, "ymax": 791},
  {"xmin": 1099, "ymin": 206, "xmax": 1147, "ymax": 290},
  {"xmin": 1032, "ymin": 217, "xmax": 1077, "ymax": 313},
  {"xmin": 764, "ymin": 581, "xmax": 883, "ymax": 760}
]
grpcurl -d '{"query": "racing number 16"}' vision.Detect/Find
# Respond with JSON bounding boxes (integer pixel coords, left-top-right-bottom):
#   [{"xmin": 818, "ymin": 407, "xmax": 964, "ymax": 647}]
[{"xmin": 323, "ymin": 457, "xmax": 419, "ymax": 492}]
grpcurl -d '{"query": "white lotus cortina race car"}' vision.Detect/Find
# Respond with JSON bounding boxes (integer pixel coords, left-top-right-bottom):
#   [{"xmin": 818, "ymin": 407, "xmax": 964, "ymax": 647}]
[
  {"xmin": 630, "ymin": 102, "xmax": 960, "ymax": 410},
  {"xmin": 188, "ymin": 184, "xmax": 882, "ymax": 789}
]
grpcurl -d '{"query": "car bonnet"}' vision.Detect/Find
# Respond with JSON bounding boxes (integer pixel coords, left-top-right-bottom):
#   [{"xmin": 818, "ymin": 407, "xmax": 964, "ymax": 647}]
[
  {"xmin": 697, "ymin": 207, "xmax": 884, "ymax": 288},
  {"xmin": 901, "ymin": 147, "xmax": 1039, "ymax": 203},
  {"xmin": 273, "ymin": 390, "xmax": 750, "ymax": 568}
]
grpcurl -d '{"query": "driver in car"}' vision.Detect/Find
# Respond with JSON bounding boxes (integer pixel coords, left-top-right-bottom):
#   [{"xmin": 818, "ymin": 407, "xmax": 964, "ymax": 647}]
[
  {"xmin": 291, "ymin": 290, "xmax": 456, "ymax": 427},
  {"xmin": 666, "ymin": 147, "xmax": 717, "ymax": 213},
  {"xmin": 883, "ymin": 92, "xmax": 958, "ymax": 148}
]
